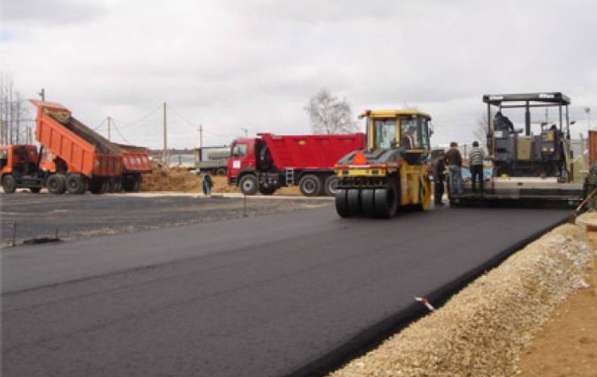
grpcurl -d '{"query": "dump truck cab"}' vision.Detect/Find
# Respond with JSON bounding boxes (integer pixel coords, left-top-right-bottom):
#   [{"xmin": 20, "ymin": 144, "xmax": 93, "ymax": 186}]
[
  {"xmin": 0, "ymin": 144, "xmax": 44, "ymax": 193},
  {"xmin": 334, "ymin": 109, "xmax": 432, "ymax": 218}
]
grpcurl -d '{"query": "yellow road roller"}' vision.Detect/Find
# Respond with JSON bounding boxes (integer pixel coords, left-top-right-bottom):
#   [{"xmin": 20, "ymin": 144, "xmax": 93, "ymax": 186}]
[{"xmin": 334, "ymin": 109, "xmax": 432, "ymax": 218}]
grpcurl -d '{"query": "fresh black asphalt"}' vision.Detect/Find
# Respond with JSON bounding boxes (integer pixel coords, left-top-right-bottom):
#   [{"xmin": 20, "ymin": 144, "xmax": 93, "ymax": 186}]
[{"xmin": 1, "ymin": 205, "xmax": 570, "ymax": 377}]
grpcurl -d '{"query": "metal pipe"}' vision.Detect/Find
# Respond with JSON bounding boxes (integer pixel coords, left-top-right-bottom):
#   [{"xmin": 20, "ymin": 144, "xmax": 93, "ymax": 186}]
[{"xmin": 525, "ymin": 101, "xmax": 531, "ymax": 136}]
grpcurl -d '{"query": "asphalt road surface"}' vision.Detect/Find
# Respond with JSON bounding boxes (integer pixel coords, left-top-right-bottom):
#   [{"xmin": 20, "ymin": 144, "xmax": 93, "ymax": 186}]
[
  {"xmin": 0, "ymin": 192, "xmax": 327, "ymax": 245},
  {"xmin": 1, "ymin": 206, "xmax": 570, "ymax": 377}
]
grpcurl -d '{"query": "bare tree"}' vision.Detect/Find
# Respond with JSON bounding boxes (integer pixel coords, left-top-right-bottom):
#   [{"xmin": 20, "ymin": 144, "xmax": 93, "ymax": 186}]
[
  {"xmin": 0, "ymin": 73, "xmax": 32, "ymax": 145},
  {"xmin": 473, "ymin": 113, "xmax": 489, "ymax": 143},
  {"xmin": 304, "ymin": 89, "xmax": 357, "ymax": 134}
]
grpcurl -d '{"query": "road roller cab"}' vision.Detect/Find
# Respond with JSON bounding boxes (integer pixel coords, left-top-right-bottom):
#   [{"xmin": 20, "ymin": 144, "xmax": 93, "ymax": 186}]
[{"xmin": 334, "ymin": 109, "xmax": 433, "ymax": 218}]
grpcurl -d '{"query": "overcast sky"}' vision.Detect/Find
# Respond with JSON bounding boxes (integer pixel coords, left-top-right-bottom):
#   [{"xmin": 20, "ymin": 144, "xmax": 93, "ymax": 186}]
[{"xmin": 1, "ymin": 0, "xmax": 596, "ymax": 148}]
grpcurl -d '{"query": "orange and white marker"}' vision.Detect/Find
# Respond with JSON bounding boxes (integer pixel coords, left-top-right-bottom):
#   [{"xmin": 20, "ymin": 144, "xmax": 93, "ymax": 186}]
[{"xmin": 415, "ymin": 296, "xmax": 436, "ymax": 312}]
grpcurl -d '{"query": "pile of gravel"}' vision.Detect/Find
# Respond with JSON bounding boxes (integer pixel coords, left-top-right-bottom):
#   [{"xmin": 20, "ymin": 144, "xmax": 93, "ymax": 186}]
[{"xmin": 330, "ymin": 217, "xmax": 594, "ymax": 377}]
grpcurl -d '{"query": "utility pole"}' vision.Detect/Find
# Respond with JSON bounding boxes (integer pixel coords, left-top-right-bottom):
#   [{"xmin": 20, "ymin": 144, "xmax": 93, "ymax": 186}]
[
  {"xmin": 107, "ymin": 116, "xmax": 112, "ymax": 141},
  {"xmin": 15, "ymin": 99, "xmax": 20, "ymax": 144},
  {"xmin": 162, "ymin": 102, "xmax": 168, "ymax": 164},
  {"xmin": 8, "ymin": 81, "xmax": 13, "ymax": 144},
  {"xmin": 199, "ymin": 124, "xmax": 203, "ymax": 148},
  {"xmin": 38, "ymin": 88, "xmax": 45, "ymax": 102}
]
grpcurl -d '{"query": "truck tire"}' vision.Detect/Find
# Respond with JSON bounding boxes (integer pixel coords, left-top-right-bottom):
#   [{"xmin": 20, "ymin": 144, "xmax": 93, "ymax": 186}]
[
  {"xmin": 2, "ymin": 174, "xmax": 17, "ymax": 193},
  {"xmin": 66, "ymin": 174, "xmax": 87, "ymax": 194},
  {"xmin": 259, "ymin": 186, "xmax": 276, "ymax": 195},
  {"xmin": 47, "ymin": 174, "xmax": 66, "ymax": 194},
  {"xmin": 89, "ymin": 179, "xmax": 105, "ymax": 194},
  {"xmin": 239, "ymin": 174, "xmax": 259, "ymax": 195},
  {"xmin": 131, "ymin": 177, "xmax": 141, "ymax": 192},
  {"xmin": 215, "ymin": 168, "xmax": 226, "ymax": 176},
  {"xmin": 299, "ymin": 174, "xmax": 322, "ymax": 197},
  {"xmin": 112, "ymin": 179, "xmax": 123, "ymax": 193},
  {"xmin": 323, "ymin": 175, "xmax": 340, "ymax": 196},
  {"xmin": 123, "ymin": 174, "xmax": 141, "ymax": 192}
]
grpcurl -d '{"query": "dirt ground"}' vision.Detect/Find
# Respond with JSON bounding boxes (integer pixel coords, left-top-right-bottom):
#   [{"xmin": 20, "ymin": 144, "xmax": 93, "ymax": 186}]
[
  {"xmin": 140, "ymin": 167, "xmax": 301, "ymax": 195},
  {"xmin": 519, "ymin": 282, "xmax": 597, "ymax": 377},
  {"xmin": 519, "ymin": 214, "xmax": 597, "ymax": 377}
]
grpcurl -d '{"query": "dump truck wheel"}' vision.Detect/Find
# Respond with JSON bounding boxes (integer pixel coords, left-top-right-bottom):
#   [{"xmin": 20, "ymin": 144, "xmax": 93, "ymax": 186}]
[
  {"xmin": 239, "ymin": 174, "xmax": 259, "ymax": 195},
  {"xmin": 66, "ymin": 174, "xmax": 86, "ymax": 194},
  {"xmin": 112, "ymin": 179, "xmax": 122, "ymax": 193},
  {"xmin": 323, "ymin": 175, "xmax": 340, "ymax": 196},
  {"xmin": 374, "ymin": 186, "xmax": 397, "ymax": 218},
  {"xmin": 259, "ymin": 186, "xmax": 276, "ymax": 195},
  {"xmin": 335, "ymin": 189, "xmax": 351, "ymax": 217},
  {"xmin": 2, "ymin": 174, "xmax": 17, "ymax": 193},
  {"xmin": 47, "ymin": 174, "xmax": 66, "ymax": 194},
  {"xmin": 89, "ymin": 179, "xmax": 105, "ymax": 194},
  {"xmin": 131, "ymin": 178, "xmax": 141, "ymax": 192},
  {"xmin": 105, "ymin": 179, "xmax": 115, "ymax": 193},
  {"xmin": 216, "ymin": 168, "xmax": 226, "ymax": 176},
  {"xmin": 347, "ymin": 189, "xmax": 362, "ymax": 215},
  {"xmin": 361, "ymin": 189, "xmax": 376, "ymax": 217},
  {"xmin": 30, "ymin": 187, "xmax": 41, "ymax": 193},
  {"xmin": 122, "ymin": 175, "xmax": 137, "ymax": 192},
  {"xmin": 299, "ymin": 174, "xmax": 322, "ymax": 196}
]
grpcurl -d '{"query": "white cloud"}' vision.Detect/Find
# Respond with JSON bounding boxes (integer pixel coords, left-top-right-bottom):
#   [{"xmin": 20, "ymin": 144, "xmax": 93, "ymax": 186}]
[{"xmin": 1, "ymin": 0, "xmax": 596, "ymax": 148}]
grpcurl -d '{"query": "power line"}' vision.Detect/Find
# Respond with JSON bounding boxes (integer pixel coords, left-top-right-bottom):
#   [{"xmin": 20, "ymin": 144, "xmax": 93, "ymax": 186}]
[
  {"xmin": 115, "ymin": 105, "xmax": 162, "ymax": 129},
  {"xmin": 110, "ymin": 119, "xmax": 132, "ymax": 144},
  {"xmin": 93, "ymin": 117, "xmax": 107, "ymax": 131}
]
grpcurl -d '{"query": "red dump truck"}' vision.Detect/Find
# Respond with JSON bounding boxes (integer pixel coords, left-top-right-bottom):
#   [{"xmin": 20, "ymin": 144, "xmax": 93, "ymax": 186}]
[
  {"xmin": 227, "ymin": 133, "xmax": 365, "ymax": 196},
  {"xmin": 0, "ymin": 100, "xmax": 151, "ymax": 194}
]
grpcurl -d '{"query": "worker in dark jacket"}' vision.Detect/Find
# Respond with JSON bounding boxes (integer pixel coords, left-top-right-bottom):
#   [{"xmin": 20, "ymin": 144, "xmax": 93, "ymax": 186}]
[
  {"xmin": 202, "ymin": 173, "xmax": 213, "ymax": 196},
  {"xmin": 432, "ymin": 152, "xmax": 446, "ymax": 206},
  {"xmin": 445, "ymin": 142, "xmax": 463, "ymax": 196}
]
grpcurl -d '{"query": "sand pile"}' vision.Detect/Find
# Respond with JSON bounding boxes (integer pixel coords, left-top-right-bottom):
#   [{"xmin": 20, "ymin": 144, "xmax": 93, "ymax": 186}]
[
  {"xmin": 212, "ymin": 176, "xmax": 239, "ymax": 193},
  {"xmin": 141, "ymin": 166, "xmax": 202, "ymax": 192},
  {"xmin": 331, "ymin": 217, "xmax": 594, "ymax": 377}
]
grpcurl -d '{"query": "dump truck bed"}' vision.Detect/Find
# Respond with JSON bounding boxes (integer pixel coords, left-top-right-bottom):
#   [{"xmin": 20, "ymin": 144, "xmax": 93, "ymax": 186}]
[
  {"xmin": 261, "ymin": 133, "xmax": 365, "ymax": 170},
  {"xmin": 113, "ymin": 143, "xmax": 153, "ymax": 174},
  {"xmin": 32, "ymin": 100, "xmax": 123, "ymax": 177}
]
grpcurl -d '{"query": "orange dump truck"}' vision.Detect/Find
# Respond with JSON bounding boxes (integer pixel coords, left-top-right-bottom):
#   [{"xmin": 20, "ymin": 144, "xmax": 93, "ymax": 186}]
[{"xmin": 0, "ymin": 101, "xmax": 151, "ymax": 194}]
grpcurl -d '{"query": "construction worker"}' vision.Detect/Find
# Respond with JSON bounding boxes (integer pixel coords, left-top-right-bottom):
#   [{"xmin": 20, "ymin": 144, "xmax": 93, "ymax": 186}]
[
  {"xmin": 445, "ymin": 142, "xmax": 463, "ymax": 197},
  {"xmin": 432, "ymin": 151, "xmax": 446, "ymax": 206},
  {"xmin": 469, "ymin": 141, "xmax": 485, "ymax": 193},
  {"xmin": 202, "ymin": 173, "xmax": 213, "ymax": 197}
]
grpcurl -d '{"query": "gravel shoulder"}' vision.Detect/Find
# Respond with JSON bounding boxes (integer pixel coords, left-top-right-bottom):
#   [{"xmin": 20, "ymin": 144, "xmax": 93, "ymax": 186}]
[{"xmin": 0, "ymin": 192, "xmax": 330, "ymax": 246}]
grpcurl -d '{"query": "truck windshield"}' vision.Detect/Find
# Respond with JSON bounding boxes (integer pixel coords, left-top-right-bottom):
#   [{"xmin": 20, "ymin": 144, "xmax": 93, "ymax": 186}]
[
  {"xmin": 373, "ymin": 119, "xmax": 397, "ymax": 149},
  {"xmin": 232, "ymin": 144, "xmax": 247, "ymax": 157}
]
